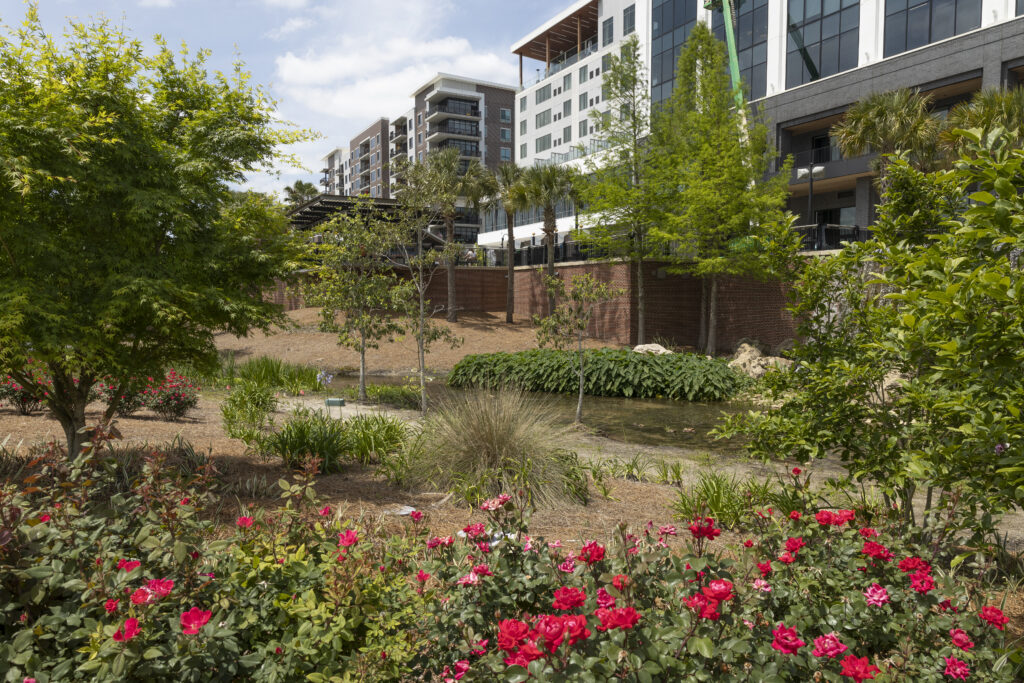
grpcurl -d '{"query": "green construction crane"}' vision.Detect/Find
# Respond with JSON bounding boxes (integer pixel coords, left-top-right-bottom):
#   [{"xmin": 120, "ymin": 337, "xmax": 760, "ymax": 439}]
[{"xmin": 703, "ymin": 0, "xmax": 746, "ymax": 109}]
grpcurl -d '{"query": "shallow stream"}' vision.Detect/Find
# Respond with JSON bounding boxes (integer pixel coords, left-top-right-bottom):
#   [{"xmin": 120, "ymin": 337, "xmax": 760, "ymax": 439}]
[{"xmin": 328, "ymin": 374, "xmax": 752, "ymax": 453}]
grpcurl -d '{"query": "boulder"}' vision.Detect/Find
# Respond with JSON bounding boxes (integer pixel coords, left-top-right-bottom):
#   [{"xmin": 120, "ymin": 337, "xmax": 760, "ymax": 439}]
[
  {"xmin": 633, "ymin": 343, "xmax": 673, "ymax": 355},
  {"xmin": 728, "ymin": 343, "xmax": 792, "ymax": 379}
]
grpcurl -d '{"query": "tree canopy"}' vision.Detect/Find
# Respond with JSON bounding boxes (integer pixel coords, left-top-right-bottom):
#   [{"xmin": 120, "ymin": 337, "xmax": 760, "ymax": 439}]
[{"xmin": 0, "ymin": 6, "xmax": 311, "ymax": 452}]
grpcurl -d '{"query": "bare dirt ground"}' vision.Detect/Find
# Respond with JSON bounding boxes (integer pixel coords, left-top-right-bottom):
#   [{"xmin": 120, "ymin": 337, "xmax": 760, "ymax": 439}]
[{"xmin": 215, "ymin": 308, "xmax": 613, "ymax": 375}]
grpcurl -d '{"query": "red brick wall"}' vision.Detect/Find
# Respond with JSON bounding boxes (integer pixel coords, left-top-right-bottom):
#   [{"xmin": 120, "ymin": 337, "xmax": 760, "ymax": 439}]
[
  {"xmin": 269, "ymin": 261, "xmax": 798, "ymax": 353},
  {"xmin": 513, "ymin": 263, "xmax": 634, "ymax": 344}
]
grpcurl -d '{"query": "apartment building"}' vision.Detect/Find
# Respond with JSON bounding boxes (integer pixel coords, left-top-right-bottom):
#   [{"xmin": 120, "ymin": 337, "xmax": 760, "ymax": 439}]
[
  {"xmin": 477, "ymin": 0, "xmax": 1024, "ymax": 249},
  {"xmin": 652, "ymin": 0, "xmax": 1024, "ymax": 231},
  {"xmin": 319, "ymin": 146, "xmax": 348, "ymax": 196}
]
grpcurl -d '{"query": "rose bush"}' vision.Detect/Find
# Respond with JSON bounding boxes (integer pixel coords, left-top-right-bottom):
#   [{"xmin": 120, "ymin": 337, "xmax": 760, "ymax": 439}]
[{"xmin": 1, "ymin": 432, "xmax": 1020, "ymax": 681}]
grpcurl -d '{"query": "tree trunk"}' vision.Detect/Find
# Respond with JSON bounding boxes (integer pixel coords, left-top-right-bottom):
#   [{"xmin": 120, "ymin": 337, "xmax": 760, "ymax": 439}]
[
  {"xmin": 698, "ymin": 277, "xmax": 709, "ymax": 352},
  {"xmin": 505, "ymin": 209, "xmax": 515, "ymax": 324},
  {"xmin": 706, "ymin": 275, "xmax": 718, "ymax": 356},
  {"xmin": 576, "ymin": 330, "xmax": 584, "ymax": 423},
  {"xmin": 446, "ymin": 215, "xmax": 457, "ymax": 323},
  {"xmin": 545, "ymin": 206, "xmax": 556, "ymax": 317},
  {"xmin": 417, "ymin": 226, "xmax": 428, "ymax": 413},
  {"xmin": 358, "ymin": 330, "xmax": 367, "ymax": 402},
  {"xmin": 635, "ymin": 255, "xmax": 645, "ymax": 346}
]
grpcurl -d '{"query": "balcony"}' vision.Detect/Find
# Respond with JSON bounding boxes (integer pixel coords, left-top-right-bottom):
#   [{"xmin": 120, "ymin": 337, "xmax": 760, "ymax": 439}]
[
  {"xmin": 427, "ymin": 121, "xmax": 481, "ymax": 142},
  {"xmin": 435, "ymin": 142, "xmax": 481, "ymax": 158},
  {"xmin": 358, "ymin": 145, "xmax": 371, "ymax": 160},
  {"xmin": 773, "ymin": 148, "xmax": 873, "ymax": 186},
  {"xmin": 426, "ymin": 103, "xmax": 481, "ymax": 122},
  {"xmin": 792, "ymin": 224, "xmax": 872, "ymax": 251}
]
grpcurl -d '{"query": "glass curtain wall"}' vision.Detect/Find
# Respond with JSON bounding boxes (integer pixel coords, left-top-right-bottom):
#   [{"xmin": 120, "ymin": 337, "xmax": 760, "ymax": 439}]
[
  {"xmin": 883, "ymin": 0, "xmax": 981, "ymax": 57},
  {"xmin": 712, "ymin": 0, "xmax": 770, "ymax": 100},
  {"xmin": 786, "ymin": 0, "xmax": 859, "ymax": 88},
  {"xmin": 650, "ymin": 0, "xmax": 698, "ymax": 104}
]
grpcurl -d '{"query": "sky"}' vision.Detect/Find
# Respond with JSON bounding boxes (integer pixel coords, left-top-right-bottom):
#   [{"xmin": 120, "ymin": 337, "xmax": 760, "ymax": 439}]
[{"xmin": 0, "ymin": 0, "xmax": 557, "ymax": 196}]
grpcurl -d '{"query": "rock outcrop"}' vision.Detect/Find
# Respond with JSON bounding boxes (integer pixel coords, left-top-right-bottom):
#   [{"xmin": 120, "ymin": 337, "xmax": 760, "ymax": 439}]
[
  {"xmin": 728, "ymin": 343, "xmax": 792, "ymax": 379},
  {"xmin": 632, "ymin": 343, "xmax": 673, "ymax": 355}
]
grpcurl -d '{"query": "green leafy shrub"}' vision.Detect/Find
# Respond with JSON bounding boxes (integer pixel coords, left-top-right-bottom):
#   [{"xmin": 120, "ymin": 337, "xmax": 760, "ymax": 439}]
[
  {"xmin": 340, "ymin": 382, "xmax": 420, "ymax": 409},
  {"xmin": 448, "ymin": 348, "xmax": 743, "ymax": 402},
  {"xmin": 344, "ymin": 414, "xmax": 408, "ymax": 465},
  {"xmin": 406, "ymin": 388, "xmax": 588, "ymax": 506},
  {"xmin": 717, "ymin": 131, "xmax": 1024, "ymax": 529},
  {"xmin": 673, "ymin": 470, "xmax": 778, "ymax": 529},
  {"xmin": 0, "ymin": 364, "xmax": 48, "ymax": 415},
  {"xmin": 236, "ymin": 356, "xmax": 321, "ymax": 394},
  {"xmin": 262, "ymin": 407, "xmax": 349, "ymax": 471},
  {"xmin": 220, "ymin": 382, "xmax": 278, "ymax": 453}
]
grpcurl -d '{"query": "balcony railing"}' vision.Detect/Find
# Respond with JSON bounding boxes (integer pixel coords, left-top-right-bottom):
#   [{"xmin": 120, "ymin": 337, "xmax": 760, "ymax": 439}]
[
  {"xmin": 793, "ymin": 224, "xmax": 871, "ymax": 251},
  {"xmin": 428, "ymin": 122, "xmax": 481, "ymax": 137},
  {"xmin": 428, "ymin": 103, "xmax": 481, "ymax": 118}
]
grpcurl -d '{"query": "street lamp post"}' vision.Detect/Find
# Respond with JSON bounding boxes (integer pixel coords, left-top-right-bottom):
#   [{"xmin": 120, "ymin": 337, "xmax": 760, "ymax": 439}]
[{"xmin": 796, "ymin": 164, "xmax": 826, "ymax": 248}]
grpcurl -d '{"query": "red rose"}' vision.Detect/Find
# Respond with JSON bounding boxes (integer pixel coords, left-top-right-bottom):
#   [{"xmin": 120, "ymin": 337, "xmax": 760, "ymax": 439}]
[
  {"xmin": 552, "ymin": 586, "xmax": 587, "ymax": 611},
  {"xmin": 770, "ymin": 623, "xmax": 805, "ymax": 654},
  {"xmin": 839, "ymin": 654, "xmax": 880, "ymax": 682}
]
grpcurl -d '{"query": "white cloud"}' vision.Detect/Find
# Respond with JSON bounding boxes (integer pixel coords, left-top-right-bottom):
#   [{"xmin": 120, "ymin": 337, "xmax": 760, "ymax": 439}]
[
  {"xmin": 139, "ymin": 0, "xmax": 175, "ymax": 7},
  {"xmin": 266, "ymin": 17, "xmax": 313, "ymax": 40},
  {"xmin": 263, "ymin": 0, "xmax": 309, "ymax": 8},
  {"xmin": 258, "ymin": 0, "xmax": 518, "ymax": 191}
]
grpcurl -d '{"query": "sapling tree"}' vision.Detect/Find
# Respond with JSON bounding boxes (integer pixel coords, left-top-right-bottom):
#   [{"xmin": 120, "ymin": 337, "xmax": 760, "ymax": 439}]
[
  {"xmin": 577, "ymin": 35, "xmax": 660, "ymax": 344},
  {"xmin": 390, "ymin": 162, "xmax": 462, "ymax": 413},
  {"xmin": 303, "ymin": 203, "xmax": 410, "ymax": 402},
  {"xmin": 535, "ymin": 274, "xmax": 622, "ymax": 422},
  {"xmin": 0, "ymin": 8, "xmax": 310, "ymax": 454}
]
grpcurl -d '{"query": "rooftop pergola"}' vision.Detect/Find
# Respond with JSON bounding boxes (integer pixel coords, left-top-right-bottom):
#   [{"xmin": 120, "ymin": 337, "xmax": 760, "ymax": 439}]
[
  {"xmin": 287, "ymin": 194, "xmax": 400, "ymax": 231},
  {"xmin": 510, "ymin": 0, "xmax": 598, "ymax": 86}
]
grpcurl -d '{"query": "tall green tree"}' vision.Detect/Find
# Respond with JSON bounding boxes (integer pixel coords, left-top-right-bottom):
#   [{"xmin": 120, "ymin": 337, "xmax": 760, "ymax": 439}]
[
  {"xmin": 520, "ymin": 164, "xmax": 578, "ymax": 316},
  {"xmin": 650, "ymin": 23, "xmax": 794, "ymax": 354},
  {"xmin": 0, "ymin": 7, "xmax": 310, "ymax": 454},
  {"xmin": 535, "ymin": 274, "xmax": 622, "ymax": 423},
  {"xmin": 283, "ymin": 179, "xmax": 319, "ymax": 208},
  {"xmin": 577, "ymin": 35, "xmax": 659, "ymax": 344},
  {"xmin": 474, "ymin": 163, "xmax": 528, "ymax": 324},
  {"xmin": 831, "ymin": 88, "xmax": 942, "ymax": 193},
  {"xmin": 304, "ymin": 203, "xmax": 409, "ymax": 402}
]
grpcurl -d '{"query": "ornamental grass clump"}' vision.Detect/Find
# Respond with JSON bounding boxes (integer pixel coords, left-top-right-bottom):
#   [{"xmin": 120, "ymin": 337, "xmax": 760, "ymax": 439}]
[{"xmin": 408, "ymin": 388, "xmax": 586, "ymax": 507}]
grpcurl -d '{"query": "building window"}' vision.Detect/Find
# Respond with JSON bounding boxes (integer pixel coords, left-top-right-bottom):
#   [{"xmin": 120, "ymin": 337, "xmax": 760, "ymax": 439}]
[
  {"xmin": 579, "ymin": 92, "xmax": 589, "ymax": 110},
  {"xmin": 624, "ymin": 4, "xmax": 636, "ymax": 35},
  {"xmin": 418, "ymin": 151, "xmax": 423, "ymax": 162},
  {"xmin": 535, "ymin": 109, "xmax": 552, "ymax": 128},
  {"xmin": 563, "ymin": 73, "xmax": 572, "ymax": 91},
  {"xmin": 563, "ymin": 125, "xmax": 572, "ymax": 144},
  {"xmin": 500, "ymin": 147, "xmax": 512, "ymax": 162},
  {"xmin": 536, "ymin": 84, "xmax": 552, "ymax": 104},
  {"xmin": 602, "ymin": 17, "xmax": 614, "ymax": 46},
  {"xmin": 500, "ymin": 107, "xmax": 512, "ymax": 122},
  {"xmin": 520, "ymin": 119, "xmax": 527, "ymax": 135},
  {"xmin": 787, "ymin": 0, "xmax": 859, "ymax": 89},
  {"xmin": 501, "ymin": 127, "xmax": 512, "ymax": 141},
  {"xmin": 883, "ymin": 0, "xmax": 981, "ymax": 57},
  {"xmin": 711, "ymin": 0, "xmax": 769, "ymax": 100},
  {"xmin": 376, "ymin": 133, "xmax": 380, "ymax": 145},
  {"xmin": 535, "ymin": 134, "xmax": 552, "ymax": 153},
  {"xmin": 417, "ymin": 113, "xmax": 422, "ymax": 126},
  {"xmin": 1019, "ymin": 0, "xmax": 1024, "ymax": 15},
  {"xmin": 520, "ymin": 97, "xmax": 527, "ymax": 112},
  {"xmin": 563, "ymin": 100, "xmax": 572, "ymax": 117},
  {"xmin": 418, "ymin": 132, "xmax": 423, "ymax": 144},
  {"xmin": 602, "ymin": 54, "xmax": 612, "ymax": 71},
  {"xmin": 579, "ymin": 119, "xmax": 589, "ymax": 138},
  {"xmin": 520, "ymin": 142, "xmax": 528, "ymax": 159},
  {"xmin": 579, "ymin": 65, "xmax": 588, "ymax": 83}
]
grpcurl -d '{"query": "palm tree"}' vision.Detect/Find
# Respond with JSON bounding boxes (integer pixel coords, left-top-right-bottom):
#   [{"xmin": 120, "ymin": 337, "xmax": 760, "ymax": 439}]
[
  {"xmin": 946, "ymin": 87, "xmax": 1024, "ymax": 148},
  {"xmin": 283, "ymin": 179, "xmax": 319, "ymax": 208},
  {"xmin": 474, "ymin": 164, "xmax": 527, "ymax": 324},
  {"xmin": 418, "ymin": 147, "xmax": 490, "ymax": 323},
  {"xmin": 521, "ymin": 164, "xmax": 577, "ymax": 316},
  {"xmin": 831, "ymin": 88, "xmax": 942, "ymax": 197}
]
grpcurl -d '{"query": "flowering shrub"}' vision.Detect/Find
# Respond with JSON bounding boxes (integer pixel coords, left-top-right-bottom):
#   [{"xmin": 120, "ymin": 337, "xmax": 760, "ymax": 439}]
[
  {"xmin": 95, "ymin": 378, "xmax": 148, "ymax": 417},
  {"xmin": 144, "ymin": 370, "xmax": 199, "ymax": 420},
  {"xmin": 2, "ymin": 434, "xmax": 1020, "ymax": 681},
  {"xmin": 0, "ymin": 365, "xmax": 50, "ymax": 415}
]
